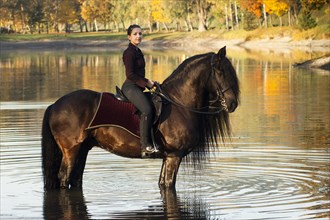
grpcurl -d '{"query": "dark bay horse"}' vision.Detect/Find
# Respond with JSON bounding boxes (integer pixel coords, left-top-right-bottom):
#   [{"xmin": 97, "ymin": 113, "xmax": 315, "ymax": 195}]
[{"xmin": 42, "ymin": 46, "xmax": 240, "ymax": 190}]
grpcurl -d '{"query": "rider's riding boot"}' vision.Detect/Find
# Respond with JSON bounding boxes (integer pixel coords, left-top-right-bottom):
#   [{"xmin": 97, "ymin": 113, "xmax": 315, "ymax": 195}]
[{"xmin": 140, "ymin": 114, "xmax": 157, "ymax": 156}]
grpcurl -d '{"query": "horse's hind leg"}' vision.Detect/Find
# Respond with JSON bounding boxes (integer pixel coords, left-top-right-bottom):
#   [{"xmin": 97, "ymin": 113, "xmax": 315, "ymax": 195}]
[
  {"xmin": 70, "ymin": 139, "xmax": 93, "ymax": 188},
  {"xmin": 159, "ymin": 154, "xmax": 182, "ymax": 188},
  {"xmin": 56, "ymin": 137, "xmax": 82, "ymax": 188}
]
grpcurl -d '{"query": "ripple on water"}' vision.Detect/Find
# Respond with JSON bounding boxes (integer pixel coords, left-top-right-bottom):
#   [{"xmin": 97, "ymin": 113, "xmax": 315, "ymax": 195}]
[
  {"xmin": 1, "ymin": 123, "xmax": 329, "ymax": 219},
  {"xmin": 175, "ymin": 146, "xmax": 330, "ymax": 219}
]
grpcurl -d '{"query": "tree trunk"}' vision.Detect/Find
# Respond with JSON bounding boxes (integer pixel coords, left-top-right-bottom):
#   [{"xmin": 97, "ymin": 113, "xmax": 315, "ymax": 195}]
[
  {"xmin": 20, "ymin": 3, "xmax": 27, "ymax": 34},
  {"xmin": 79, "ymin": 20, "xmax": 83, "ymax": 32},
  {"xmin": 94, "ymin": 19, "xmax": 98, "ymax": 32},
  {"xmin": 175, "ymin": 21, "xmax": 179, "ymax": 31},
  {"xmin": 263, "ymin": 3, "xmax": 268, "ymax": 28},
  {"xmin": 187, "ymin": 11, "xmax": 193, "ymax": 31},
  {"xmin": 234, "ymin": 0, "xmax": 239, "ymax": 29},
  {"xmin": 269, "ymin": 14, "xmax": 273, "ymax": 27},
  {"xmin": 186, "ymin": 2, "xmax": 193, "ymax": 31},
  {"xmin": 84, "ymin": 21, "xmax": 88, "ymax": 32},
  {"xmin": 121, "ymin": 20, "xmax": 125, "ymax": 32},
  {"xmin": 157, "ymin": 22, "xmax": 160, "ymax": 32},
  {"xmin": 148, "ymin": 21, "xmax": 153, "ymax": 32},
  {"xmin": 163, "ymin": 22, "xmax": 168, "ymax": 32},
  {"xmin": 288, "ymin": 7, "xmax": 292, "ymax": 26},
  {"xmin": 196, "ymin": 0, "xmax": 207, "ymax": 31},
  {"xmin": 225, "ymin": 4, "xmax": 229, "ymax": 30},
  {"xmin": 229, "ymin": 0, "xmax": 234, "ymax": 30}
]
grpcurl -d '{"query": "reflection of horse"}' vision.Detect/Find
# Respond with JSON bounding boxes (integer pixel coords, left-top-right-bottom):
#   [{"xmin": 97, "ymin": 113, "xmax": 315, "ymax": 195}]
[
  {"xmin": 43, "ymin": 188, "xmax": 209, "ymax": 219},
  {"xmin": 43, "ymin": 189, "xmax": 89, "ymax": 219},
  {"xmin": 42, "ymin": 47, "xmax": 240, "ymax": 190}
]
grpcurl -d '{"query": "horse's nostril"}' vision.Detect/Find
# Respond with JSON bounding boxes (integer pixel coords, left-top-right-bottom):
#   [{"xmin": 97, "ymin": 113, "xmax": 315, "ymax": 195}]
[{"xmin": 230, "ymin": 101, "xmax": 237, "ymax": 112}]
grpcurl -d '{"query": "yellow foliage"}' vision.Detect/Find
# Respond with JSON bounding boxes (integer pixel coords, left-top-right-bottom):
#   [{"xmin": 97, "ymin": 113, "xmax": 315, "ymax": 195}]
[
  {"xmin": 264, "ymin": 0, "xmax": 289, "ymax": 17},
  {"xmin": 151, "ymin": 0, "xmax": 171, "ymax": 23}
]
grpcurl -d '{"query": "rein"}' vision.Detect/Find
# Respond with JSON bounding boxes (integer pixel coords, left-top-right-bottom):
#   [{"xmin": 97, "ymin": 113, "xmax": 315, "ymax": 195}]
[{"xmin": 153, "ymin": 54, "xmax": 229, "ymax": 115}]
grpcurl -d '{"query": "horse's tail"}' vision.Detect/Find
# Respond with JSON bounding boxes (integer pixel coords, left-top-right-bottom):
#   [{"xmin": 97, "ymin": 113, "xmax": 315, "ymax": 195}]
[{"xmin": 42, "ymin": 105, "xmax": 62, "ymax": 190}]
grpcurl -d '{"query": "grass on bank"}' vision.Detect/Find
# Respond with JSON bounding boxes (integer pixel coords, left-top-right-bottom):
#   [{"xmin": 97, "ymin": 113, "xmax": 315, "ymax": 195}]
[{"xmin": 0, "ymin": 25, "xmax": 329, "ymax": 42}]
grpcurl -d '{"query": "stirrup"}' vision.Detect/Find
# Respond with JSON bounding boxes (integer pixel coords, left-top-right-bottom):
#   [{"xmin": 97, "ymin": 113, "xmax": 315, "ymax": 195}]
[
  {"xmin": 141, "ymin": 146, "xmax": 159, "ymax": 158},
  {"xmin": 146, "ymin": 146, "xmax": 159, "ymax": 153}
]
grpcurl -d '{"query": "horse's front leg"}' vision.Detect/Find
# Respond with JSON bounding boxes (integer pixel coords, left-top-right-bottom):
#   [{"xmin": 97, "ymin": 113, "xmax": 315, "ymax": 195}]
[{"xmin": 159, "ymin": 154, "xmax": 182, "ymax": 188}]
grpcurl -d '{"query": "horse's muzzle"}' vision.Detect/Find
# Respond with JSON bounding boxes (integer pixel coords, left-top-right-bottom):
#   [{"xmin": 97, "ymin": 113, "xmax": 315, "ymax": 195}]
[{"xmin": 227, "ymin": 100, "xmax": 238, "ymax": 113}]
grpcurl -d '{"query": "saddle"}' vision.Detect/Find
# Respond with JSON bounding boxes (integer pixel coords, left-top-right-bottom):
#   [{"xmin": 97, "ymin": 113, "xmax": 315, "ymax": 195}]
[
  {"xmin": 87, "ymin": 83, "xmax": 166, "ymax": 139},
  {"xmin": 114, "ymin": 85, "xmax": 164, "ymax": 124}
]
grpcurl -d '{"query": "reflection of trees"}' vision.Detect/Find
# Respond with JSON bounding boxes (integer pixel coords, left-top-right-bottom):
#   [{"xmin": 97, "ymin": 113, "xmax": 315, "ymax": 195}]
[
  {"xmin": 0, "ymin": 51, "xmax": 189, "ymax": 101},
  {"xmin": 230, "ymin": 56, "xmax": 330, "ymax": 147}
]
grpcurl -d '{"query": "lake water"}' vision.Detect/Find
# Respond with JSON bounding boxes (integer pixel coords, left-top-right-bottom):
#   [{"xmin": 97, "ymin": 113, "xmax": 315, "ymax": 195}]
[{"xmin": 0, "ymin": 46, "xmax": 329, "ymax": 219}]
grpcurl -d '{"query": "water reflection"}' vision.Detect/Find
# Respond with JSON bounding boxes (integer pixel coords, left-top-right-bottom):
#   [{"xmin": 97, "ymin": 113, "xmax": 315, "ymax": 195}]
[
  {"xmin": 1, "ymin": 48, "xmax": 329, "ymax": 219},
  {"xmin": 43, "ymin": 189, "xmax": 89, "ymax": 219},
  {"xmin": 43, "ymin": 188, "xmax": 209, "ymax": 219},
  {"xmin": 1, "ymin": 49, "xmax": 327, "ymax": 101},
  {"xmin": 0, "ymin": 50, "xmax": 190, "ymax": 101}
]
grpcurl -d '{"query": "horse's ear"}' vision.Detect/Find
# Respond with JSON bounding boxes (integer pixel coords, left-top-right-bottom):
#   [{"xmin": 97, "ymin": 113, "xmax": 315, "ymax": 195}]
[{"xmin": 218, "ymin": 46, "xmax": 226, "ymax": 59}]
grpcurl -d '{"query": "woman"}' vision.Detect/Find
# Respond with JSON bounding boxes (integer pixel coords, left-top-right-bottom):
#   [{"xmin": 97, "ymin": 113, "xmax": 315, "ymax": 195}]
[{"xmin": 121, "ymin": 24, "xmax": 157, "ymax": 155}]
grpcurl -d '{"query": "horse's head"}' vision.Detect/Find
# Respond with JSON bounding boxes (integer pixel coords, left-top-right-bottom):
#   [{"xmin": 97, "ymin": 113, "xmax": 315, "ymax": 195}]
[{"xmin": 207, "ymin": 47, "xmax": 240, "ymax": 113}]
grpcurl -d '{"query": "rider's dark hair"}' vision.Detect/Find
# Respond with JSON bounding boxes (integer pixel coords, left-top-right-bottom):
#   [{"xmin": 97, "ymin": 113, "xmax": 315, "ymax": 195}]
[{"xmin": 127, "ymin": 24, "xmax": 141, "ymax": 36}]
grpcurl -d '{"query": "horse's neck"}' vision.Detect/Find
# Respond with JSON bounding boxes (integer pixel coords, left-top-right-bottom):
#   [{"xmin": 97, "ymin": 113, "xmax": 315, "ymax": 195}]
[{"xmin": 163, "ymin": 62, "xmax": 209, "ymax": 108}]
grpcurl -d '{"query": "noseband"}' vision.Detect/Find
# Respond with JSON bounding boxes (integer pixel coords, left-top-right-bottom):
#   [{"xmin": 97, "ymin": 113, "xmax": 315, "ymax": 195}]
[{"xmin": 154, "ymin": 53, "xmax": 231, "ymax": 114}]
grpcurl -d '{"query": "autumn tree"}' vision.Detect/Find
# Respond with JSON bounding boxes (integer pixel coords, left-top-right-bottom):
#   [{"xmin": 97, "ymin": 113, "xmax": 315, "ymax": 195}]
[
  {"xmin": 209, "ymin": 0, "xmax": 225, "ymax": 29},
  {"xmin": 80, "ymin": 0, "xmax": 113, "ymax": 32},
  {"xmin": 301, "ymin": 0, "xmax": 329, "ymax": 11},
  {"xmin": 194, "ymin": 0, "xmax": 214, "ymax": 31},
  {"xmin": 2, "ymin": 0, "xmax": 33, "ymax": 33},
  {"xmin": 129, "ymin": 1, "xmax": 153, "ymax": 32},
  {"xmin": 28, "ymin": 0, "xmax": 44, "ymax": 33},
  {"xmin": 57, "ymin": 0, "xmax": 81, "ymax": 33},
  {"xmin": 1, "ymin": 0, "xmax": 329, "ymax": 34},
  {"xmin": 167, "ymin": 0, "xmax": 189, "ymax": 31},
  {"xmin": 111, "ymin": 0, "xmax": 131, "ymax": 31},
  {"xmin": 219, "ymin": 0, "xmax": 240, "ymax": 30},
  {"xmin": 264, "ymin": 0, "xmax": 289, "ymax": 26},
  {"xmin": 151, "ymin": 0, "xmax": 171, "ymax": 31},
  {"xmin": 0, "ymin": 0, "xmax": 18, "ymax": 32},
  {"xmin": 299, "ymin": 0, "xmax": 329, "ymax": 29},
  {"xmin": 239, "ymin": 0, "xmax": 264, "ymax": 27},
  {"xmin": 96, "ymin": 0, "xmax": 113, "ymax": 31}
]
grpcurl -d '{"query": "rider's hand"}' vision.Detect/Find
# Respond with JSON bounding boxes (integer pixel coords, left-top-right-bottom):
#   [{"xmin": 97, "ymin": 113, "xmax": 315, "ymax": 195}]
[{"xmin": 146, "ymin": 79, "xmax": 154, "ymax": 89}]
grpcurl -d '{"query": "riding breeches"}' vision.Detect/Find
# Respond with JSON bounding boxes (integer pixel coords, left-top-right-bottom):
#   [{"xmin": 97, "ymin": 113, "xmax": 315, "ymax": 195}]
[{"xmin": 121, "ymin": 81, "xmax": 154, "ymax": 147}]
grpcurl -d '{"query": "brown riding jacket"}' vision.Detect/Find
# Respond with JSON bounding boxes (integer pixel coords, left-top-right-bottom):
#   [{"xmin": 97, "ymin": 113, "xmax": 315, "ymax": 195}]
[{"xmin": 122, "ymin": 43, "xmax": 148, "ymax": 88}]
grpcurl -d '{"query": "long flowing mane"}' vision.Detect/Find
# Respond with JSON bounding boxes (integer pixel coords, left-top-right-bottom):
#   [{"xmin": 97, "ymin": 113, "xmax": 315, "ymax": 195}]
[
  {"xmin": 161, "ymin": 52, "xmax": 235, "ymax": 165},
  {"xmin": 163, "ymin": 53, "xmax": 213, "ymax": 84}
]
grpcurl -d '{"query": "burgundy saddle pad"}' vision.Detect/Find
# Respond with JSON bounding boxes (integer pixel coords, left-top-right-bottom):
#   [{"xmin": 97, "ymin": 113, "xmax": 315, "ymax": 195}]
[{"xmin": 87, "ymin": 92, "xmax": 140, "ymax": 137}]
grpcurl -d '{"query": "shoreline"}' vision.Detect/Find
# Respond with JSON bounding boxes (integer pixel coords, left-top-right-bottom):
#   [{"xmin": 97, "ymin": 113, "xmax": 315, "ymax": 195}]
[{"xmin": 0, "ymin": 37, "xmax": 329, "ymax": 53}]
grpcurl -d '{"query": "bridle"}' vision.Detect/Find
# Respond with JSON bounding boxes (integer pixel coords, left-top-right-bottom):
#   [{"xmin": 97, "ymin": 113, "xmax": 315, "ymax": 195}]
[
  {"xmin": 153, "ymin": 53, "xmax": 232, "ymax": 114},
  {"xmin": 207, "ymin": 53, "xmax": 231, "ymax": 112}
]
